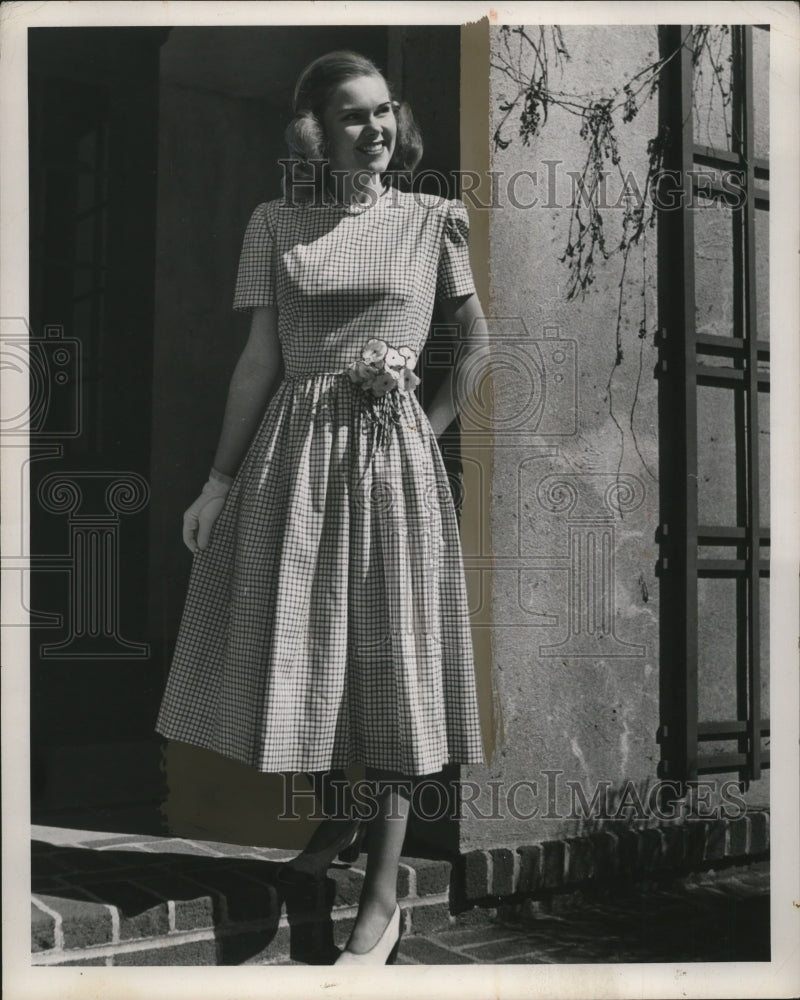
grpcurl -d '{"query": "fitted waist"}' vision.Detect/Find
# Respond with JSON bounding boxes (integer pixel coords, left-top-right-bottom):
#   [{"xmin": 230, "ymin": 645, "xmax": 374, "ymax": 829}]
[
  {"xmin": 282, "ymin": 338, "xmax": 423, "ymax": 406},
  {"xmin": 283, "ymin": 369, "xmax": 349, "ymax": 382}
]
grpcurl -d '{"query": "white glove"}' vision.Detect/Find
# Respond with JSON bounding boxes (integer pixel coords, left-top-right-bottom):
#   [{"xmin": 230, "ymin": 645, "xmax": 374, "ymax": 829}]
[{"xmin": 182, "ymin": 468, "xmax": 233, "ymax": 554}]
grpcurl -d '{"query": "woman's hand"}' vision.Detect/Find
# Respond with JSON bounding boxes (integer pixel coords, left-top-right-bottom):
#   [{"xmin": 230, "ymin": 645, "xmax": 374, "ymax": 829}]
[
  {"xmin": 183, "ymin": 308, "xmax": 282, "ymax": 555},
  {"xmin": 182, "ymin": 473, "xmax": 232, "ymax": 554}
]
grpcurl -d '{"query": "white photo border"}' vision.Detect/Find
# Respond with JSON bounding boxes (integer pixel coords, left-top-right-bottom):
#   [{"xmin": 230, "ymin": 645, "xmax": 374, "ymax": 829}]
[{"xmin": 2, "ymin": 2, "xmax": 798, "ymax": 999}]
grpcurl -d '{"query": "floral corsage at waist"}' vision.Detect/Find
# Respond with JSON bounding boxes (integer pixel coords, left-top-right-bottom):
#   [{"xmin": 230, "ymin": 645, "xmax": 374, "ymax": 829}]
[{"xmin": 346, "ymin": 339, "xmax": 421, "ymax": 448}]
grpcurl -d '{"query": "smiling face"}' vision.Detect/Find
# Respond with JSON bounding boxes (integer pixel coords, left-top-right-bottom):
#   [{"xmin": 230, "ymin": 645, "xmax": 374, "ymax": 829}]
[{"xmin": 321, "ymin": 74, "xmax": 397, "ymax": 179}]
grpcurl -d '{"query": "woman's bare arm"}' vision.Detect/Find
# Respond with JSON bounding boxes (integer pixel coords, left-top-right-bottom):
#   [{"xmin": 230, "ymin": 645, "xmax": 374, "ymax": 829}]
[
  {"xmin": 424, "ymin": 292, "xmax": 490, "ymax": 439},
  {"xmin": 211, "ymin": 306, "xmax": 284, "ymax": 478}
]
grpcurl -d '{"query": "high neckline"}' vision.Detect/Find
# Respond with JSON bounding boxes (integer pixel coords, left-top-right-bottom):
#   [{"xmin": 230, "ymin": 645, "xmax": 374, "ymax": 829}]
[{"xmin": 328, "ymin": 182, "xmax": 393, "ymax": 215}]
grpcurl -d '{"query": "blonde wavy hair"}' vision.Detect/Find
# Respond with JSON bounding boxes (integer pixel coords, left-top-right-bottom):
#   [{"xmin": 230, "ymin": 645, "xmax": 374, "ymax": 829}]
[{"xmin": 282, "ymin": 50, "xmax": 423, "ymax": 203}]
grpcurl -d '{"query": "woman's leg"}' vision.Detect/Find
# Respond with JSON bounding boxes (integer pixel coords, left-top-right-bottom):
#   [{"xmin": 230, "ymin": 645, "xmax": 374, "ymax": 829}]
[
  {"xmin": 306, "ymin": 768, "xmax": 350, "ymax": 820},
  {"xmin": 343, "ymin": 767, "xmax": 412, "ymax": 953},
  {"xmin": 283, "ymin": 769, "xmax": 360, "ymax": 871}
]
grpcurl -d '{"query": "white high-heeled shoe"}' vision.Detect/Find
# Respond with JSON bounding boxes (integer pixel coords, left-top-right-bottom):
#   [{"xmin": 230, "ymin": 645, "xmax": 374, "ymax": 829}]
[{"xmin": 334, "ymin": 903, "xmax": 402, "ymax": 965}]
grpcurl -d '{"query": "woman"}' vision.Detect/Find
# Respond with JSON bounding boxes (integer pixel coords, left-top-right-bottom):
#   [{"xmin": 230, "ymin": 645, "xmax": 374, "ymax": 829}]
[{"xmin": 156, "ymin": 50, "xmax": 488, "ymax": 965}]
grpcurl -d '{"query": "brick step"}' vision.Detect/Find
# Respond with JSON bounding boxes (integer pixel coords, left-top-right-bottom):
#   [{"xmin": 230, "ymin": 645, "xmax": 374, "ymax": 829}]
[
  {"xmin": 32, "ymin": 811, "xmax": 770, "ymax": 966},
  {"xmin": 31, "ymin": 835, "xmax": 455, "ymax": 966}
]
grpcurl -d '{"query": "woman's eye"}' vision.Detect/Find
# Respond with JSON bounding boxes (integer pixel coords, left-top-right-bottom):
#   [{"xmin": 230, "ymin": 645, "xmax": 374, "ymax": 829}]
[{"xmin": 342, "ymin": 107, "xmax": 392, "ymax": 120}]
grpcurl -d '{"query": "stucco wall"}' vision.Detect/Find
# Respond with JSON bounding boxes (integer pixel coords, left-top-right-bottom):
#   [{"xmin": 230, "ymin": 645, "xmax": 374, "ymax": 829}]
[{"xmin": 458, "ymin": 24, "xmax": 769, "ymax": 851}]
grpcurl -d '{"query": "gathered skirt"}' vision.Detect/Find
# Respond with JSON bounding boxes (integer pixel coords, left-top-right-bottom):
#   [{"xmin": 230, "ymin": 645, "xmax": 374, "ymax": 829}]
[{"xmin": 155, "ymin": 371, "xmax": 485, "ymax": 776}]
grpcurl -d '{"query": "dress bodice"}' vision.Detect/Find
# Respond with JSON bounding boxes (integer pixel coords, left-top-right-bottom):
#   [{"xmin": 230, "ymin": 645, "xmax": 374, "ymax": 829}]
[{"xmin": 233, "ymin": 187, "xmax": 476, "ymax": 377}]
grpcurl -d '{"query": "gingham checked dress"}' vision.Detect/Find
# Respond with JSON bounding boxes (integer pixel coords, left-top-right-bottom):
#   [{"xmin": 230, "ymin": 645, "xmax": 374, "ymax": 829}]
[{"xmin": 155, "ymin": 184, "xmax": 485, "ymax": 776}]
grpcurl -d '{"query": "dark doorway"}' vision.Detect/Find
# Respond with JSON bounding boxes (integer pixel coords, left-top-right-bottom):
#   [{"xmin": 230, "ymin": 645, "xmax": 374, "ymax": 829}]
[
  {"xmin": 28, "ymin": 25, "xmax": 464, "ymax": 848},
  {"xmin": 29, "ymin": 27, "xmax": 169, "ymax": 830}
]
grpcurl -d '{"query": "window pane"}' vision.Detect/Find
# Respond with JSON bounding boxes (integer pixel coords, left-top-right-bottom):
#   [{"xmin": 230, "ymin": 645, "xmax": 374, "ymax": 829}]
[
  {"xmin": 697, "ymin": 384, "xmax": 742, "ymax": 525},
  {"xmin": 697, "ymin": 577, "xmax": 740, "ymax": 720},
  {"xmin": 692, "ymin": 26, "xmax": 734, "ymax": 152},
  {"xmin": 757, "ymin": 388, "xmax": 769, "ymax": 527},
  {"xmin": 755, "ymin": 205, "xmax": 769, "ymax": 341},
  {"xmin": 694, "ymin": 203, "xmax": 734, "ymax": 337},
  {"xmin": 759, "ymin": 577, "xmax": 769, "ymax": 711},
  {"xmin": 752, "ymin": 27, "xmax": 770, "ymax": 159}
]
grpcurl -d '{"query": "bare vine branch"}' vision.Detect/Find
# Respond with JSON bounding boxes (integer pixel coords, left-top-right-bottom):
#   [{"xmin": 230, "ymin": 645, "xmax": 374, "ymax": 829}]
[{"xmin": 492, "ymin": 25, "xmax": 731, "ymax": 481}]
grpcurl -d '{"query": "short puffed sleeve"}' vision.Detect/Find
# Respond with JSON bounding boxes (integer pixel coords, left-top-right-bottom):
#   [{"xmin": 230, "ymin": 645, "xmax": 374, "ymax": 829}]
[
  {"xmin": 436, "ymin": 198, "xmax": 477, "ymax": 300},
  {"xmin": 233, "ymin": 203, "xmax": 276, "ymax": 311}
]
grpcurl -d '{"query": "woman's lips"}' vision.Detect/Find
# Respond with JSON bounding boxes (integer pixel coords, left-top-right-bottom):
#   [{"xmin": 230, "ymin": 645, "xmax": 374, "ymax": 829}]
[{"xmin": 357, "ymin": 142, "xmax": 385, "ymax": 155}]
